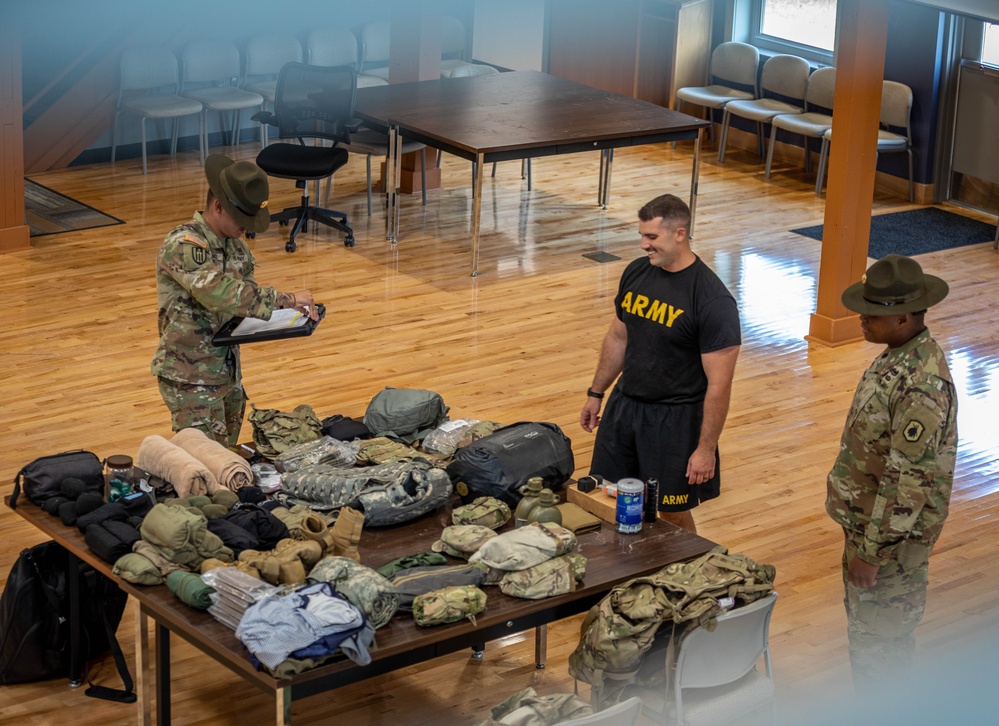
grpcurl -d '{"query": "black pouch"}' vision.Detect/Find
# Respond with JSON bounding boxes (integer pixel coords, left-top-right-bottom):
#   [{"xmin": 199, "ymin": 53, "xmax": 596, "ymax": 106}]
[
  {"xmin": 321, "ymin": 414, "xmax": 372, "ymax": 441},
  {"xmin": 11, "ymin": 450, "xmax": 104, "ymax": 509}
]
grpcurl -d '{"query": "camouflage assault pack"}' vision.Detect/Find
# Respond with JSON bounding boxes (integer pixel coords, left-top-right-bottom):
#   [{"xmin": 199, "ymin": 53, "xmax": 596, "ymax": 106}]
[
  {"xmin": 249, "ymin": 404, "xmax": 323, "ymax": 458},
  {"xmin": 413, "ymin": 584, "xmax": 487, "ymax": 627},
  {"xmin": 568, "ymin": 546, "xmax": 776, "ymax": 704}
]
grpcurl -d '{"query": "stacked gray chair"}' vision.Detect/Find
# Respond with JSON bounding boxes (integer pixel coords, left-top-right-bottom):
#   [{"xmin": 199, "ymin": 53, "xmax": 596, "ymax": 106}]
[
  {"xmin": 765, "ymin": 66, "xmax": 837, "ymax": 191},
  {"xmin": 674, "ymin": 42, "xmax": 759, "ymax": 144}
]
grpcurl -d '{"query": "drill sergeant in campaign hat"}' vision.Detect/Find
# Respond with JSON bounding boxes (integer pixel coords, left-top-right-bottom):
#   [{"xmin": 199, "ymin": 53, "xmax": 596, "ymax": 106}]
[
  {"xmin": 826, "ymin": 254, "xmax": 957, "ymax": 694},
  {"xmin": 152, "ymin": 154, "xmax": 319, "ymax": 447}
]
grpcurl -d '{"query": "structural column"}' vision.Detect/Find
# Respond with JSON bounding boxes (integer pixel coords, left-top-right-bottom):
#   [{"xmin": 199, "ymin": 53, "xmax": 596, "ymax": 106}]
[
  {"xmin": 808, "ymin": 0, "xmax": 889, "ymax": 346},
  {"xmin": 0, "ymin": 21, "xmax": 30, "ymax": 252}
]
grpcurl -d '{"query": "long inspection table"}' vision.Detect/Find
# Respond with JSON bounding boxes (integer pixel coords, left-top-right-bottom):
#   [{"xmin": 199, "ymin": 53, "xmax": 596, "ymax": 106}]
[
  {"xmin": 353, "ymin": 70, "xmax": 711, "ymax": 276},
  {"xmin": 8, "ymin": 494, "xmax": 717, "ymax": 725}
]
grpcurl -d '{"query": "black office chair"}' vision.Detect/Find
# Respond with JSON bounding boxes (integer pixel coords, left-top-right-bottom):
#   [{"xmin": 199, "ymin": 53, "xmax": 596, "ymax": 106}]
[{"xmin": 253, "ymin": 62, "xmax": 355, "ymax": 252}]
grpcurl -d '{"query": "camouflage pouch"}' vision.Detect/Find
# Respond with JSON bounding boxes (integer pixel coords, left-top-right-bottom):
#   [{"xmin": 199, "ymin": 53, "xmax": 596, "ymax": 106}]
[
  {"xmin": 432, "ymin": 524, "xmax": 498, "ymax": 559},
  {"xmin": 499, "ymin": 553, "xmax": 587, "ymax": 600},
  {"xmin": 249, "ymin": 404, "xmax": 323, "ymax": 458},
  {"xmin": 355, "ymin": 436, "xmax": 423, "ymax": 465},
  {"xmin": 273, "ymin": 435, "xmax": 358, "ymax": 472},
  {"xmin": 412, "ymin": 584, "xmax": 487, "ymax": 627},
  {"xmin": 451, "ymin": 496, "xmax": 512, "ymax": 530}
]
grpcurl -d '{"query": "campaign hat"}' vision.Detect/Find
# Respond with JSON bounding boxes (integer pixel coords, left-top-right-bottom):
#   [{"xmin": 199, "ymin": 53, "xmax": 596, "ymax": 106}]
[
  {"xmin": 204, "ymin": 154, "xmax": 271, "ymax": 233},
  {"xmin": 841, "ymin": 254, "xmax": 948, "ymax": 316}
]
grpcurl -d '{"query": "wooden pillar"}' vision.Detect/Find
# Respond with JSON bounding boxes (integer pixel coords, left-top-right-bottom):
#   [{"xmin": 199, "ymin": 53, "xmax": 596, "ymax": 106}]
[
  {"xmin": 387, "ymin": 0, "xmax": 443, "ymax": 194},
  {"xmin": 0, "ymin": 21, "xmax": 30, "ymax": 252},
  {"xmin": 807, "ymin": 0, "xmax": 889, "ymax": 346}
]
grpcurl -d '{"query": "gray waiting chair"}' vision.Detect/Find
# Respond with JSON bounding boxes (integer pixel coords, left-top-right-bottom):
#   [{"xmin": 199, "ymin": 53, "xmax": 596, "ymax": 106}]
[
  {"xmin": 307, "ymin": 27, "xmax": 387, "ymax": 88},
  {"xmin": 766, "ymin": 66, "xmax": 837, "ymax": 191},
  {"xmin": 718, "ymin": 54, "xmax": 810, "ymax": 164},
  {"xmin": 111, "ymin": 46, "xmax": 204, "ymax": 174},
  {"xmin": 674, "ymin": 41, "xmax": 759, "ymax": 144},
  {"xmin": 817, "ymin": 79, "xmax": 914, "ymax": 201}
]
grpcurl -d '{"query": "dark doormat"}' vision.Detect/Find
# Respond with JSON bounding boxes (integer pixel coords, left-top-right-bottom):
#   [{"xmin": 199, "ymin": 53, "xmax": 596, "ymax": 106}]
[
  {"xmin": 25, "ymin": 179, "xmax": 124, "ymax": 237},
  {"xmin": 791, "ymin": 207, "xmax": 997, "ymax": 258}
]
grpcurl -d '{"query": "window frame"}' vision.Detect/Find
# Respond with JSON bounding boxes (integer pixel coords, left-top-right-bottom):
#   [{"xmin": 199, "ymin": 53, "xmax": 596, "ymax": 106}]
[{"xmin": 749, "ymin": 0, "xmax": 837, "ymax": 65}]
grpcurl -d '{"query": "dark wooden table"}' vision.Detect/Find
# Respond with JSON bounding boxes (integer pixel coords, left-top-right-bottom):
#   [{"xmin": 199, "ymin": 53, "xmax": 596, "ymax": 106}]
[
  {"xmin": 354, "ymin": 70, "xmax": 710, "ymax": 275},
  {"xmin": 8, "ymin": 494, "xmax": 716, "ymax": 725}
]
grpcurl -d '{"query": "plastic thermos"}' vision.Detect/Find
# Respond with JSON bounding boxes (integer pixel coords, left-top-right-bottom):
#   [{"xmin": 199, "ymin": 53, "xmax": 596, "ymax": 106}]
[
  {"xmin": 644, "ymin": 478, "xmax": 660, "ymax": 523},
  {"xmin": 615, "ymin": 478, "xmax": 644, "ymax": 533}
]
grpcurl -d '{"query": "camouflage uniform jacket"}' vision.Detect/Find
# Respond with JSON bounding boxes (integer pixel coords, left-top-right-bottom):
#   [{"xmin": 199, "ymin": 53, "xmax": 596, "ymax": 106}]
[
  {"xmin": 151, "ymin": 212, "xmax": 279, "ymax": 385},
  {"xmin": 825, "ymin": 328, "xmax": 958, "ymax": 564}
]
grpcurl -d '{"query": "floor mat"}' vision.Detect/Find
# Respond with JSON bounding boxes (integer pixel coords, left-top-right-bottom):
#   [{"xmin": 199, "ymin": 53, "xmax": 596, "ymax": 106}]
[{"xmin": 25, "ymin": 179, "xmax": 124, "ymax": 237}]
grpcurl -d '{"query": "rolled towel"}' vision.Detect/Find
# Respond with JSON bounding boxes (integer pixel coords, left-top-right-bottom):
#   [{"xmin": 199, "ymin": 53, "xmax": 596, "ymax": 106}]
[
  {"xmin": 136, "ymin": 434, "xmax": 220, "ymax": 498},
  {"xmin": 172, "ymin": 427, "xmax": 253, "ymax": 491},
  {"xmin": 166, "ymin": 571, "xmax": 215, "ymax": 610}
]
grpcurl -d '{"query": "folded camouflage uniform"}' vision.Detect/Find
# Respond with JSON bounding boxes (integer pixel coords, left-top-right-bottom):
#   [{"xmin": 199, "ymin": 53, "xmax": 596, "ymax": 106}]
[
  {"xmin": 432, "ymin": 525, "xmax": 498, "ymax": 559},
  {"xmin": 468, "ymin": 522, "xmax": 577, "ymax": 571},
  {"xmin": 355, "ymin": 436, "xmax": 424, "ymax": 465},
  {"xmin": 413, "ymin": 585, "xmax": 487, "ymax": 627},
  {"xmin": 309, "ymin": 555, "xmax": 400, "ymax": 628},
  {"xmin": 390, "ymin": 563, "xmax": 490, "ymax": 610},
  {"xmin": 452, "ymin": 497, "xmax": 511, "ymax": 530},
  {"xmin": 499, "ymin": 554, "xmax": 587, "ymax": 599}
]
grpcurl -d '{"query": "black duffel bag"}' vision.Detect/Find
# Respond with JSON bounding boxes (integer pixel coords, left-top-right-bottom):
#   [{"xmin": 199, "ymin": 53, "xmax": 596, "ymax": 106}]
[
  {"xmin": 11, "ymin": 450, "xmax": 104, "ymax": 509},
  {"xmin": 446, "ymin": 422, "xmax": 575, "ymax": 506}
]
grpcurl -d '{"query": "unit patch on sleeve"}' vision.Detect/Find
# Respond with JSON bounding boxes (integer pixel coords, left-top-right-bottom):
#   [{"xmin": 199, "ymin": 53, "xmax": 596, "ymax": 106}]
[{"xmin": 903, "ymin": 420, "xmax": 925, "ymax": 443}]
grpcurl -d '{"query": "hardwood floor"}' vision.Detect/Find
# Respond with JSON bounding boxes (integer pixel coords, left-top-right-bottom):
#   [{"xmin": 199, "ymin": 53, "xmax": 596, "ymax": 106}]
[{"xmin": 1, "ymin": 135, "xmax": 997, "ymax": 725}]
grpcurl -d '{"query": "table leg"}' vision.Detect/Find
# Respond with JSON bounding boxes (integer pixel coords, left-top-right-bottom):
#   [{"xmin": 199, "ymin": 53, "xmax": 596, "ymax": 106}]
[
  {"xmin": 535, "ymin": 625, "xmax": 547, "ymax": 669},
  {"xmin": 137, "ymin": 603, "xmax": 151, "ymax": 726},
  {"xmin": 386, "ymin": 125, "xmax": 399, "ymax": 243},
  {"xmin": 67, "ymin": 551, "xmax": 82, "ymax": 687},
  {"xmin": 276, "ymin": 685, "xmax": 292, "ymax": 725},
  {"xmin": 156, "ymin": 622, "xmax": 171, "ymax": 725},
  {"xmin": 689, "ymin": 130, "xmax": 702, "ymax": 238},
  {"xmin": 471, "ymin": 151, "xmax": 484, "ymax": 277},
  {"xmin": 598, "ymin": 149, "xmax": 614, "ymax": 210}
]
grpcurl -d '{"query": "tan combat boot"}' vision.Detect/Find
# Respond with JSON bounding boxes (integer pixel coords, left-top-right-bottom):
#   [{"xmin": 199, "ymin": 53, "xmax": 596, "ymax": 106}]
[{"xmin": 330, "ymin": 506, "xmax": 365, "ymax": 562}]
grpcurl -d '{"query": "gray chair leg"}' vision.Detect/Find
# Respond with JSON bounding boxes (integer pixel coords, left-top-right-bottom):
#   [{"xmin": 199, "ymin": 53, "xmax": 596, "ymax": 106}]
[
  {"xmin": 366, "ymin": 155, "xmax": 373, "ymax": 216},
  {"xmin": 421, "ymin": 148, "xmax": 427, "ymax": 206},
  {"xmin": 111, "ymin": 111, "xmax": 121, "ymax": 163},
  {"xmin": 907, "ymin": 148, "xmax": 914, "ymax": 203},
  {"xmin": 718, "ymin": 109, "xmax": 732, "ymax": 163},
  {"xmin": 140, "ymin": 117, "xmax": 148, "ymax": 175},
  {"xmin": 764, "ymin": 124, "xmax": 778, "ymax": 180},
  {"xmin": 815, "ymin": 137, "xmax": 830, "ymax": 195}
]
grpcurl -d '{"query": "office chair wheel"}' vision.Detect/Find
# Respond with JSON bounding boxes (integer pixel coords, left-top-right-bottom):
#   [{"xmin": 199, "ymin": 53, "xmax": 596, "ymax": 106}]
[
  {"xmin": 279, "ymin": 220, "xmax": 288, "ymax": 226},
  {"xmin": 344, "ymin": 234, "xmax": 355, "ymax": 248},
  {"xmin": 285, "ymin": 240, "xmax": 296, "ymax": 253},
  {"xmin": 245, "ymin": 232, "xmax": 255, "ymax": 239}
]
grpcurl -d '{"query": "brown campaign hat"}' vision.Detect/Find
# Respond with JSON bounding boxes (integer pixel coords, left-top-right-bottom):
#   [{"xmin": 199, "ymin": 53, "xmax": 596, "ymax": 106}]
[
  {"xmin": 204, "ymin": 154, "xmax": 271, "ymax": 234},
  {"xmin": 841, "ymin": 254, "xmax": 948, "ymax": 316}
]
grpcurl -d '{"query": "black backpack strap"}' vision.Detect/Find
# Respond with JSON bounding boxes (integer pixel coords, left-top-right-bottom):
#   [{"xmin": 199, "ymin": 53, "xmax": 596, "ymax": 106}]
[
  {"xmin": 26, "ymin": 547, "xmax": 66, "ymax": 623},
  {"xmin": 85, "ymin": 604, "xmax": 136, "ymax": 703},
  {"xmin": 10, "ymin": 468, "xmax": 26, "ymax": 509}
]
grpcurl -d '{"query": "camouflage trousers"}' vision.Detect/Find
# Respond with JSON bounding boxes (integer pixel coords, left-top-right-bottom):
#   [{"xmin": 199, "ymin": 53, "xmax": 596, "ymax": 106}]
[
  {"xmin": 842, "ymin": 533, "xmax": 930, "ymax": 693},
  {"xmin": 157, "ymin": 376, "xmax": 246, "ymax": 448}
]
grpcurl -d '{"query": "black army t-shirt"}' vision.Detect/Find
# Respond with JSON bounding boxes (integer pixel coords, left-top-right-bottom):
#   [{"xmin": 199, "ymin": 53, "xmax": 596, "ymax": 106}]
[{"xmin": 614, "ymin": 255, "xmax": 741, "ymax": 404}]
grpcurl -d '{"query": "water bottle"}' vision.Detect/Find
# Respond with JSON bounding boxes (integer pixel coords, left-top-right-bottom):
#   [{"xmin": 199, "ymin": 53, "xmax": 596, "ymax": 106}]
[{"xmin": 615, "ymin": 478, "xmax": 644, "ymax": 534}]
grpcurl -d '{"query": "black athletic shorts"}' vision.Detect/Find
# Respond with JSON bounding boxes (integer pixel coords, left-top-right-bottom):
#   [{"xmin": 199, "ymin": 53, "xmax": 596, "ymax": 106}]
[{"xmin": 589, "ymin": 390, "xmax": 721, "ymax": 512}]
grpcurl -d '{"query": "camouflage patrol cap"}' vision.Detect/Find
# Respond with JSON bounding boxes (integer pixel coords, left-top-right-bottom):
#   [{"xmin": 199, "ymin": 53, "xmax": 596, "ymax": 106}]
[
  {"xmin": 841, "ymin": 254, "xmax": 948, "ymax": 316},
  {"xmin": 432, "ymin": 524, "xmax": 498, "ymax": 559},
  {"xmin": 451, "ymin": 496, "xmax": 512, "ymax": 530},
  {"xmin": 205, "ymin": 154, "xmax": 271, "ymax": 234}
]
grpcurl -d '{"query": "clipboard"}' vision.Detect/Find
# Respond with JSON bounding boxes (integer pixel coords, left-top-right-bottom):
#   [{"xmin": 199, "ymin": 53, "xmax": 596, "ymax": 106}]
[{"xmin": 212, "ymin": 304, "xmax": 326, "ymax": 346}]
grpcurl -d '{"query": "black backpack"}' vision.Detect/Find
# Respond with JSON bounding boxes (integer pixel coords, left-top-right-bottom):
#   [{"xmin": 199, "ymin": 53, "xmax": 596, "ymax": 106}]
[
  {"xmin": 0, "ymin": 540, "xmax": 130, "ymax": 697},
  {"xmin": 446, "ymin": 422, "xmax": 575, "ymax": 506}
]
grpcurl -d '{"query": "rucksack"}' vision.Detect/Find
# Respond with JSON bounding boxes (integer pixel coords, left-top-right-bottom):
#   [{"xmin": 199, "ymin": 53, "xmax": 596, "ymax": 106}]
[
  {"xmin": 0, "ymin": 541, "xmax": 129, "ymax": 689},
  {"xmin": 446, "ymin": 422, "xmax": 575, "ymax": 506},
  {"xmin": 362, "ymin": 387, "xmax": 449, "ymax": 444}
]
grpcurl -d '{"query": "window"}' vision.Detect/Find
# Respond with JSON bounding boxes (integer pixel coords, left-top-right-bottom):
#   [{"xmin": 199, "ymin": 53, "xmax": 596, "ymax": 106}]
[
  {"xmin": 984, "ymin": 23, "xmax": 999, "ymax": 67},
  {"xmin": 751, "ymin": 0, "xmax": 837, "ymax": 62}
]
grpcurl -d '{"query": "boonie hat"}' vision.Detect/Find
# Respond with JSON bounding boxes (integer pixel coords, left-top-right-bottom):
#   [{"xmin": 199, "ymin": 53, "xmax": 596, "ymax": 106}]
[
  {"xmin": 205, "ymin": 154, "xmax": 271, "ymax": 233},
  {"xmin": 841, "ymin": 254, "xmax": 948, "ymax": 316}
]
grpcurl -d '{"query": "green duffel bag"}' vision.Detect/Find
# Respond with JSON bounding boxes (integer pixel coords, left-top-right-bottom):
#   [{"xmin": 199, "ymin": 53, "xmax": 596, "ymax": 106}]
[{"xmin": 362, "ymin": 387, "xmax": 449, "ymax": 445}]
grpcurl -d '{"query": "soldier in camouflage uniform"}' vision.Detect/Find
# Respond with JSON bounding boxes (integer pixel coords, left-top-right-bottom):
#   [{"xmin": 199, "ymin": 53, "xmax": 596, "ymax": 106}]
[
  {"xmin": 152, "ymin": 155, "xmax": 318, "ymax": 447},
  {"xmin": 826, "ymin": 255, "xmax": 957, "ymax": 693}
]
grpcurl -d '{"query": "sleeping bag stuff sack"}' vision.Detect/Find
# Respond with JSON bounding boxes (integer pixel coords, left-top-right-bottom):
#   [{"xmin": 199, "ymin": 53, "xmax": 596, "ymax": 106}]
[{"xmin": 445, "ymin": 422, "xmax": 574, "ymax": 506}]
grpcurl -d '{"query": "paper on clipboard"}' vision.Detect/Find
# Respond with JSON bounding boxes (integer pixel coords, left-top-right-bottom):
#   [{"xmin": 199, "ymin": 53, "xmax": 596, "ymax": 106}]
[{"xmin": 230, "ymin": 308, "xmax": 308, "ymax": 336}]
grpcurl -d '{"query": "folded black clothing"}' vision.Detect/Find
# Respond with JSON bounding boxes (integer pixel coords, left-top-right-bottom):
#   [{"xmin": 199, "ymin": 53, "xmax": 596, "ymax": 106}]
[
  {"xmin": 75, "ymin": 492, "xmax": 104, "ymax": 517},
  {"xmin": 85, "ymin": 523, "xmax": 133, "ymax": 564},
  {"xmin": 43, "ymin": 496, "xmax": 71, "ymax": 515},
  {"xmin": 238, "ymin": 486, "xmax": 266, "ymax": 504},
  {"xmin": 127, "ymin": 515, "xmax": 145, "ymax": 530},
  {"xmin": 102, "ymin": 519, "xmax": 142, "ymax": 548},
  {"xmin": 120, "ymin": 491, "xmax": 155, "ymax": 519},
  {"xmin": 76, "ymin": 502, "xmax": 128, "ymax": 531},
  {"xmin": 59, "ymin": 500, "xmax": 79, "ymax": 527},
  {"xmin": 206, "ymin": 517, "xmax": 261, "ymax": 557},
  {"xmin": 223, "ymin": 506, "xmax": 289, "ymax": 551}
]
